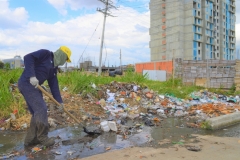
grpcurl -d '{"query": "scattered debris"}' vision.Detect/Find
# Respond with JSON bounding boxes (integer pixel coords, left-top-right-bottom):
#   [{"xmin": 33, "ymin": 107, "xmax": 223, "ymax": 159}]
[
  {"xmin": 0, "ymin": 154, "xmax": 15, "ymax": 159},
  {"xmin": 83, "ymin": 126, "xmax": 102, "ymax": 135},
  {"xmin": 55, "ymin": 151, "xmax": 62, "ymax": 155},
  {"xmin": 105, "ymin": 147, "xmax": 111, "ymax": 151},
  {"xmin": 67, "ymin": 150, "xmax": 76, "ymax": 156},
  {"xmin": 185, "ymin": 145, "xmax": 201, "ymax": 152},
  {"xmin": 2, "ymin": 81, "xmax": 240, "ymax": 151},
  {"xmin": 31, "ymin": 147, "xmax": 42, "ymax": 153}
]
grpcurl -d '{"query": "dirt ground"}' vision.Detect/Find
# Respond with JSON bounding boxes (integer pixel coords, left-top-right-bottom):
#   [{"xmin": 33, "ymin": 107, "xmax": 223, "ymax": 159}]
[{"xmin": 81, "ymin": 135, "xmax": 240, "ymax": 160}]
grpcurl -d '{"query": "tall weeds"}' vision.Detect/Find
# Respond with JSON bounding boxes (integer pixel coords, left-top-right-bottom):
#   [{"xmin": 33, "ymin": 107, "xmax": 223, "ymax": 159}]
[
  {"xmin": 0, "ymin": 69, "xmax": 205, "ymax": 119},
  {"xmin": 0, "ymin": 69, "xmax": 25, "ymax": 117}
]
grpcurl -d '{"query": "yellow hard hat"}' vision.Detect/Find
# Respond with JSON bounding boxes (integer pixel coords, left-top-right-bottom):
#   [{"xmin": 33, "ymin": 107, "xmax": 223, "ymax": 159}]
[{"xmin": 60, "ymin": 46, "xmax": 71, "ymax": 62}]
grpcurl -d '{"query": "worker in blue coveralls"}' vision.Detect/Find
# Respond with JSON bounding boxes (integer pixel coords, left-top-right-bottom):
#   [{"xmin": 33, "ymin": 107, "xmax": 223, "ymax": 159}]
[{"xmin": 18, "ymin": 46, "xmax": 71, "ymax": 147}]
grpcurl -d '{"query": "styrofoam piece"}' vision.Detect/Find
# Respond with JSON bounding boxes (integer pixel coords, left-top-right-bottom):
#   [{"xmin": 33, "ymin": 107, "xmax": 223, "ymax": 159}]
[
  {"xmin": 108, "ymin": 121, "xmax": 117, "ymax": 132},
  {"xmin": 100, "ymin": 121, "xmax": 110, "ymax": 132}
]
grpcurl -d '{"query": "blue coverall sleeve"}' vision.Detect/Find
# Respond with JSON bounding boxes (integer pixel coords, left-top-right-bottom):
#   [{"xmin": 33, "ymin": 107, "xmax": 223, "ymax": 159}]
[
  {"xmin": 23, "ymin": 50, "xmax": 47, "ymax": 78},
  {"xmin": 47, "ymin": 74, "xmax": 63, "ymax": 104}
]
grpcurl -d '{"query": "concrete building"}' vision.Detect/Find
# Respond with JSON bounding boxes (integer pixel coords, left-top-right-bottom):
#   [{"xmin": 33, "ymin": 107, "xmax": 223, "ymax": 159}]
[
  {"xmin": 149, "ymin": 0, "xmax": 236, "ymax": 61},
  {"xmin": 2, "ymin": 56, "xmax": 24, "ymax": 69},
  {"xmin": 236, "ymin": 49, "xmax": 240, "ymax": 59}
]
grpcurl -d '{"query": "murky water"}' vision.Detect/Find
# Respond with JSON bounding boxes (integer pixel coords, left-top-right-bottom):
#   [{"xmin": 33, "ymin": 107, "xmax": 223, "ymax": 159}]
[{"xmin": 1, "ymin": 118, "xmax": 240, "ymax": 159}]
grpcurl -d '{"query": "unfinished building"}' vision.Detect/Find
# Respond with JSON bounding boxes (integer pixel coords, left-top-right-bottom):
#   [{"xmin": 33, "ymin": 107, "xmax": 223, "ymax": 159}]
[{"xmin": 149, "ymin": 0, "xmax": 236, "ymax": 61}]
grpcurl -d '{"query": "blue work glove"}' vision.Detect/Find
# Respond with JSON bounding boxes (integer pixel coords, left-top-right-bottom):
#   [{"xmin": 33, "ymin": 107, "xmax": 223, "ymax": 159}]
[{"xmin": 30, "ymin": 77, "xmax": 39, "ymax": 88}]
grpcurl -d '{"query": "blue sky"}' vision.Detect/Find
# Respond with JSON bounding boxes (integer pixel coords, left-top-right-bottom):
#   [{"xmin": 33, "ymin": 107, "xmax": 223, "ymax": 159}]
[
  {"xmin": 0, "ymin": 0, "xmax": 150, "ymax": 67},
  {"xmin": 0, "ymin": 0, "xmax": 239, "ymax": 67}
]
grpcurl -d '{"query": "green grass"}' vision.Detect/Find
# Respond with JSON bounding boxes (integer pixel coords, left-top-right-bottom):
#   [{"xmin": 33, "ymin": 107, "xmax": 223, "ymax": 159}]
[
  {"xmin": 1, "ymin": 69, "xmax": 238, "ymax": 119},
  {"xmin": 0, "ymin": 69, "xmax": 25, "ymax": 118},
  {"xmin": 57, "ymin": 70, "xmax": 202, "ymax": 99}
]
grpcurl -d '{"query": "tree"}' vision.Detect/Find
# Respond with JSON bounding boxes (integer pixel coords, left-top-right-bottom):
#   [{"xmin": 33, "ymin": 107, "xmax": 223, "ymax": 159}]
[
  {"xmin": 0, "ymin": 61, "xmax": 4, "ymax": 69},
  {"xmin": 4, "ymin": 62, "xmax": 10, "ymax": 69}
]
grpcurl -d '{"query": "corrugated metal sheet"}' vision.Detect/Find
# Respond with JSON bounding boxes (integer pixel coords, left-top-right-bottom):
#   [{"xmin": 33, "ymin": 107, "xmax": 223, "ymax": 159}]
[{"xmin": 135, "ymin": 61, "xmax": 173, "ymax": 73}]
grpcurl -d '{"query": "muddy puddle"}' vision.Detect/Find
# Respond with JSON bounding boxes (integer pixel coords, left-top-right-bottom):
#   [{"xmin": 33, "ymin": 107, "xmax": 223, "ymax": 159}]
[{"xmin": 1, "ymin": 117, "xmax": 240, "ymax": 159}]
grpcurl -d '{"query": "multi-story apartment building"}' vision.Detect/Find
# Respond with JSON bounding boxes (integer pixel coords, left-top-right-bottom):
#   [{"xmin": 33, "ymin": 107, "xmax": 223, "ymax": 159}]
[{"xmin": 149, "ymin": 0, "xmax": 236, "ymax": 61}]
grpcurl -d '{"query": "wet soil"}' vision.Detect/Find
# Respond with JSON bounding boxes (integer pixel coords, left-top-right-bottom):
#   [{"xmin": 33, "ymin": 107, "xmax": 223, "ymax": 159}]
[
  {"xmin": 2, "ymin": 82, "xmax": 240, "ymax": 159},
  {"xmin": 1, "ymin": 118, "xmax": 240, "ymax": 160}
]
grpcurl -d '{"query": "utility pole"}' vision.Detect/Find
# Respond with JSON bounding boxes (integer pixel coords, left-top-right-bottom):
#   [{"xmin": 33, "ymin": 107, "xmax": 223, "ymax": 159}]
[{"xmin": 97, "ymin": 0, "xmax": 117, "ymax": 76}]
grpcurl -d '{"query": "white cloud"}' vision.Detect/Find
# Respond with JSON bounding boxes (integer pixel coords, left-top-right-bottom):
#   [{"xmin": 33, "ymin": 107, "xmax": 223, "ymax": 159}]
[
  {"xmin": 236, "ymin": 23, "xmax": 240, "ymax": 49},
  {"xmin": 47, "ymin": 0, "xmax": 67, "ymax": 15},
  {"xmin": 0, "ymin": 4, "xmax": 150, "ymax": 66},
  {"xmin": 0, "ymin": 0, "xmax": 28, "ymax": 28}
]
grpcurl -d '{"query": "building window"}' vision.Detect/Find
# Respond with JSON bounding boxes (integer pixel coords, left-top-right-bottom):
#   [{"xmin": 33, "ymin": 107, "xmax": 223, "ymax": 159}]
[
  {"xmin": 193, "ymin": 1, "xmax": 197, "ymax": 9},
  {"xmin": 198, "ymin": 42, "xmax": 200, "ymax": 47}
]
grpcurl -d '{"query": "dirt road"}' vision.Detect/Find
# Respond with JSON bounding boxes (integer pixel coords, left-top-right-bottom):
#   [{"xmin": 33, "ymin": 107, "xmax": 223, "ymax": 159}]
[{"xmin": 81, "ymin": 135, "xmax": 240, "ymax": 160}]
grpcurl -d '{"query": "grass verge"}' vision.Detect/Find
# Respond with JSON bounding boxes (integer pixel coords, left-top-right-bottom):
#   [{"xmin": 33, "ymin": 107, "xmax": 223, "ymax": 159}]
[{"xmin": 1, "ymin": 69, "xmax": 237, "ymax": 119}]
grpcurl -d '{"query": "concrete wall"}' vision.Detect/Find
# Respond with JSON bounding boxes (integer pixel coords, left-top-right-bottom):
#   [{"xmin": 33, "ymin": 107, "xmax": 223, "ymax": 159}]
[{"xmin": 175, "ymin": 58, "xmax": 236, "ymax": 88}]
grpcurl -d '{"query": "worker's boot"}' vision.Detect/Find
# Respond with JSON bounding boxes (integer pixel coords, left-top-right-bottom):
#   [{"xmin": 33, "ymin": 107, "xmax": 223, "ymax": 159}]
[
  {"xmin": 24, "ymin": 117, "xmax": 40, "ymax": 147},
  {"xmin": 39, "ymin": 137, "xmax": 55, "ymax": 147},
  {"xmin": 36, "ymin": 122, "xmax": 55, "ymax": 147}
]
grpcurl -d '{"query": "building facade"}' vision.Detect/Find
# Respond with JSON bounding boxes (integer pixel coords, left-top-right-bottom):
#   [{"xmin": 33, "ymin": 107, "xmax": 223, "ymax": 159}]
[
  {"xmin": 2, "ymin": 56, "xmax": 24, "ymax": 69},
  {"xmin": 149, "ymin": 0, "xmax": 236, "ymax": 61},
  {"xmin": 236, "ymin": 49, "xmax": 240, "ymax": 59}
]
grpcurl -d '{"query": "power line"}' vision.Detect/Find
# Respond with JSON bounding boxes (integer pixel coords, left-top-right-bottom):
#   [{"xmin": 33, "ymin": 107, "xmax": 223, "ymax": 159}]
[
  {"xmin": 77, "ymin": 22, "xmax": 100, "ymax": 64},
  {"xmin": 97, "ymin": 0, "xmax": 118, "ymax": 76}
]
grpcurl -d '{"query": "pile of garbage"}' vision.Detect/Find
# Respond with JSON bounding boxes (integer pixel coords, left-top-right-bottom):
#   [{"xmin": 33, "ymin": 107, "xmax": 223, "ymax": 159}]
[
  {"xmin": 1, "ymin": 81, "xmax": 240, "ymax": 132},
  {"xmin": 90, "ymin": 82, "xmax": 240, "ymax": 132}
]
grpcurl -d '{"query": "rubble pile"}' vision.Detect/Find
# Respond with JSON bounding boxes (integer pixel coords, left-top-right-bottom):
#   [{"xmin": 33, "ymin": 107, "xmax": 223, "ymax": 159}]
[{"xmin": 1, "ymin": 81, "xmax": 240, "ymax": 132}]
